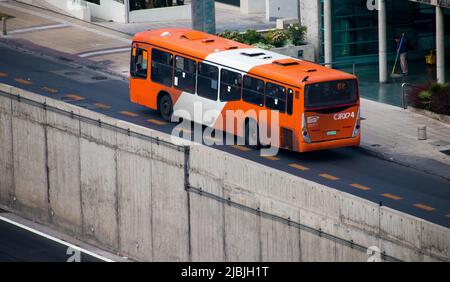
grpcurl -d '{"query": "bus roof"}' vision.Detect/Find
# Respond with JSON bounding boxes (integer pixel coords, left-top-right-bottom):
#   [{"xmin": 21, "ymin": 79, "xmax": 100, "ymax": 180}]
[{"xmin": 132, "ymin": 28, "xmax": 356, "ymax": 88}]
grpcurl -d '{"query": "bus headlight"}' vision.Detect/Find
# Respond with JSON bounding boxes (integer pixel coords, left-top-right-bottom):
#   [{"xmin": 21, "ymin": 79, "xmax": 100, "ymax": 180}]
[
  {"xmin": 352, "ymin": 109, "xmax": 361, "ymax": 138},
  {"xmin": 302, "ymin": 113, "xmax": 311, "ymax": 144}
]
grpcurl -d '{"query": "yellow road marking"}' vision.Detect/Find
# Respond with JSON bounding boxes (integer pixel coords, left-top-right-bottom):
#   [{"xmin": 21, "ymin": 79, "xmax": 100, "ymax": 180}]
[
  {"xmin": 262, "ymin": 155, "xmax": 280, "ymax": 161},
  {"xmin": 64, "ymin": 94, "xmax": 85, "ymax": 101},
  {"xmin": 119, "ymin": 111, "xmax": 138, "ymax": 117},
  {"xmin": 289, "ymin": 163, "xmax": 309, "ymax": 171},
  {"xmin": 413, "ymin": 204, "xmax": 435, "ymax": 212},
  {"xmin": 94, "ymin": 103, "xmax": 111, "ymax": 109},
  {"xmin": 0, "ymin": 72, "xmax": 8, "ymax": 77},
  {"xmin": 147, "ymin": 118, "xmax": 167, "ymax": 125},
  {"xmin": 15, "ymin": 78, "xmax": 32, "ymax": 85},
  {"xmin": 319, "ymin": 173, "xmax": 340, "ymax": 181},
  {"xmin": 350, "ymin": 183, "xmax": 371, "ymax": 191},
  {"xmin": 42, "ymin": 86, "xmax": 58, "ymax": 94},
  {"xmin": 381, "ymin": 193, "xmax": 402, "ymax": 200},
  {"xmin": 231, "ymin": 145, "xmax": 251, "ymax": 152}
]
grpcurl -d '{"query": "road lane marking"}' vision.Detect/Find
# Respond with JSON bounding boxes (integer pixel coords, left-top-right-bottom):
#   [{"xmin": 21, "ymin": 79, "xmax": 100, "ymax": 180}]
[
  {"xmin": 94, "ymin": 103, "xmax": 111, "ymax": 109},
  {"xmin": 289, "ymin": 163, "xmax": 309, "ymax": 171},
  {"xmin": 0, "ymin": 215, "xmax": 113, "ymax": 262},
  {"xmin": 8, "ymin": 23, "xmax": 71, "ymax": 35},
  {"xmin": 119, "ymin": 111, "xmax": 138, "ymax": 117},
  {"xmin": 262, "ymin": 155, "xmax": 280, "ymax": 161},
  {"xmin": 381, "ymin": 193, "xmax": 402, "ymax": 200},
  {"xmin": 413, "ymin": 204, "xmax": 435, "ymax": 212},
  {"xmin": 42, "ymin": 86, "xmax": 58, "ymax": 94},
  {"xmin": 15, "ymin": 78, "xmax": 32, "ymax": 85},
  {"xmin": 64, "ymin": 94, "xmax": 85, "ymax": 101},
  {"xmin": 0, "ymin": 72, "xmax": 7, "ymax": 77},
  {"xmin": 78, "ymin": 47, "xmax": 130, "ymax": 58},
  {"xmin": 147, "ymin": 118, "xmax": 167, "ymax": 125},
  {"xmin": 319, "ymin": 173, "xmax": 340, "ymax": 181},
  {"xmin": 350, "ymin": 183, "xmax": 371, "ymax": 191},
  {"xmin": 231, "ymin": 145, "xmax": 251, "ymax": 152}
]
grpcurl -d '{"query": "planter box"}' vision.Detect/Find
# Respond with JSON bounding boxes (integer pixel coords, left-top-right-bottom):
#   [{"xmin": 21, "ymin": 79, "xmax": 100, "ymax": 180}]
[
  {"xmin": 408, "ymin": 107, "xmax": 450, "ymax": 125},
  {"xmin": 271, "ymin": 43, "xmax": 316, "ymax": 62}
]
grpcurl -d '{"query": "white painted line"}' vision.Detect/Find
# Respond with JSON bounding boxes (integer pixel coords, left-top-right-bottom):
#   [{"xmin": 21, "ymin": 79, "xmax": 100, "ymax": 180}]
[
  {"xmin": 8, "ymin": 23, "xmax": 71, "ymax": 35},
  {"xmin": 78, "ymin": 47, "xmax": 130, "ymax": 58},
  {"xmin": 0, "ymin": 215, "xmax": 114, "ymax": 262}
]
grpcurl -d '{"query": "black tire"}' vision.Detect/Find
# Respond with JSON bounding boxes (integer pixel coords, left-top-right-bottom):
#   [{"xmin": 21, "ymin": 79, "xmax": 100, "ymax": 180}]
[
  {"xmin": 244, "ymin": 119, "xmax": 261, "ymax": 148},
  {"xmin": 158, "ymin": 94, "xmax": 173, "ymax": 122}
]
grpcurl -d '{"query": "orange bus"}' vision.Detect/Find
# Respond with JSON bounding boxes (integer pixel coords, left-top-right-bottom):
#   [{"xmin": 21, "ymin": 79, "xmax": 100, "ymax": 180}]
[{"xmin": 129, "ymin": 28, "xmax": 360, "ymax": 153}]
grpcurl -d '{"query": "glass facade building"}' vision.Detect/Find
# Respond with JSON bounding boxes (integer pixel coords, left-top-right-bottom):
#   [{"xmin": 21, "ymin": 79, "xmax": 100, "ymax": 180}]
[{"xmin": 320, "ymin": 0, "xmax": 450, "ymax": 64}]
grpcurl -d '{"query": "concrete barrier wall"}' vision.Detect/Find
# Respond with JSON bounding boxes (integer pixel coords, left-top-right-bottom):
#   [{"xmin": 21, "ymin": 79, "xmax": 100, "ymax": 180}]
[{"xmin": 0, "ymin": 84, "xmax": 449, "ymax": 262}]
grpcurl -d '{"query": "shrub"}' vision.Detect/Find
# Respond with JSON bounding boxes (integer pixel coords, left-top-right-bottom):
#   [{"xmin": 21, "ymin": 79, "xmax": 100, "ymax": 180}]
[
  {"xmin": 219, "ymin": 30, "xmax": 243, "ymax": 42},
  {"xmin": 267, "ymin": 30, "xmax": 288, "ymax": 47},
  {"xmin": 241, "ymin": 29, "xmax": 265, "ymax": 45},
  {"xmin": 430, "ymin": 83, "xmax": 450, "ymax": 115},
  {"xmin": 408, "ymin": 83, "xmax": 450, "ymax": 115},
  {"xmin": 285, "ymin": 23, "xmax": 307, "ymax": 46},
  {"xmin": 251, "ymin": 42, "xmax": 275, "ymax": 50}
]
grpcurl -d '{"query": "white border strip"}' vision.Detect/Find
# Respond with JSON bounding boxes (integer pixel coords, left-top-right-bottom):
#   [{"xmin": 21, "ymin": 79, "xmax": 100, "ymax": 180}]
[
  {"xmin": 78, "ymin": 47, "xmax": 130, "ymax": 58},
  {"xmin": 0, "ymin": 215, "xmax": 114, "ymax": 262},
  {"xmin": 8, "ymin": 23, "xmax": 71, "ymax": 35}
]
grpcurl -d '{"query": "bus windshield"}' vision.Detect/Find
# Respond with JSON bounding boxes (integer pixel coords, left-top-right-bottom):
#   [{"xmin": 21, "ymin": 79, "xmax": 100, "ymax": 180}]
[{"xmin": 304, "ymin": 79, "xmax": 358, "ymax": 109}]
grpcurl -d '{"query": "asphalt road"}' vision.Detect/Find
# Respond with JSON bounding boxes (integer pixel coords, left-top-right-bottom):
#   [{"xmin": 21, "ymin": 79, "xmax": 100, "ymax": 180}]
[
  {"xmin": 0, "ymin": 214, "xmax": 105, "ymax": 262},
  {"xmin": 0, "ymin": 45, "xmax": 449, "ymax": 229}
]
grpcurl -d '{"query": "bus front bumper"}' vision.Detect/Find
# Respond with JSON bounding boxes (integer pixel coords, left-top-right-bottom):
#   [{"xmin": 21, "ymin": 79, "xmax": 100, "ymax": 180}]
[{"xmin": 299, "ymin": 135, "xmax": 361, "ymax": 153}]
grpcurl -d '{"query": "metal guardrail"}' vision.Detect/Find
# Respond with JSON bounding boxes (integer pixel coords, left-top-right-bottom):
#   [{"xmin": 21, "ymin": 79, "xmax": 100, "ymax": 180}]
[
  {"xmin": 401, "ymin": 82, "xmax": 423, "ymax": 109},
  {"xmin": 321, "ymin": 62, "xmax": 357, "ymax": 76},
  {"xmin": 0, "ymin": 88, "xmax": 403, "ymax": 262}
]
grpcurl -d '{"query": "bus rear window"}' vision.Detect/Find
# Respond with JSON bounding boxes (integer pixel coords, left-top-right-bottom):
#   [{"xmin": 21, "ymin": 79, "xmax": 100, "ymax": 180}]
[{"xmin": 305, "ymin": 79, "xmax": 358, "ymax": 109}]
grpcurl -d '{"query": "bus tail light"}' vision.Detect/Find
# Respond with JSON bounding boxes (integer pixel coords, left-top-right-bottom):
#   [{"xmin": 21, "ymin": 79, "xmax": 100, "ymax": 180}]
[
  {"xmin": 301, "ymin": 113, "xmax": 311, "ymax": 144},
  {"xmin": 352, "ymin": 109, "xmax": 361, "ymax": 138}
]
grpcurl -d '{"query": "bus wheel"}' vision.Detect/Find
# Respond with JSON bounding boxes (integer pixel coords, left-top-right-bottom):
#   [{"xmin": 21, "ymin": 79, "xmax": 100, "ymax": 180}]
[
  {"xmin": 244, "ymin": 119, "xmax": 261, "ymax": 148},
  {"xmin": 158, "ymin": 94, "xmax": 173, "ymax": 122}
]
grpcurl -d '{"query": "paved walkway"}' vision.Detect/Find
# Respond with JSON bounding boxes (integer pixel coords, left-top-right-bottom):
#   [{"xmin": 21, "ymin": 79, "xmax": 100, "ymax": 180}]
[{"xmin": 1, "ymin": 0, "xmax": 449, "ymax": 180}]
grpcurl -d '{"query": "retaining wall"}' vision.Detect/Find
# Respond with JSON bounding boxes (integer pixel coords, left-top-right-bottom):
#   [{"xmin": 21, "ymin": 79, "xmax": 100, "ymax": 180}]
[{"xmin": 0, "ymin": 83, "xmax": 449, "ymax": 261}]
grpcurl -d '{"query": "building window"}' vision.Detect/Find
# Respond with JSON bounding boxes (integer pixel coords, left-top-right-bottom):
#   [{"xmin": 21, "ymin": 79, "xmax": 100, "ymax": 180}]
[
  {"xmin": 242, "ymin": 75, "xmax": 264, "ymax": 107},
  {"xmin": 131, "ymin": 47, "xmax": 148, "ymax": 79},
  {"xmin": 151, "ymin": 48, "xmax": 173, "ymax": 87},
  {"xmin": 265, "ymin": 83, "xmax": 286, "ymax": 113},
  {"xmin": 197, "ymin": 62, "xmax": 219, "ymax": 100},
  {"xmin": 220, "ymin": 69, "xmax": 242, "ymax": 102},
  {"xmin": 174, "ymin": 56, "xmax": 196, "ymax": 93}
]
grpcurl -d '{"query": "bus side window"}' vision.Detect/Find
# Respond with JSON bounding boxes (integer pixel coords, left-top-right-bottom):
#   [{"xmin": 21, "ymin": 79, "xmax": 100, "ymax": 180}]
[
  {"xmin": 131, "ymin": 47, "xmax": 148, "ymax": 79},
  {"xmin": 151, "ymin": 48, "xmax": 173, "ymax": 87},
  {"xmin": 265, "ymin": 83, "xmax": 286, "ymax": 113},
  {"xmin": 174, "ymin": 55, "xmax": 196, "ymax": 94},
  {"xmin": 197, "ymin": 62, "xmax": 219, "ymax": 101},
  {"xmin": 220, "ymin": 69, "xmax": 242, "ymax": 102},
  {"xmin": 287, "ymin": 88, "xmax": 294, "ymax": 115},
  {"xmin": 242, "ymin": 75, "xmax": 264, "ymax": 107}
]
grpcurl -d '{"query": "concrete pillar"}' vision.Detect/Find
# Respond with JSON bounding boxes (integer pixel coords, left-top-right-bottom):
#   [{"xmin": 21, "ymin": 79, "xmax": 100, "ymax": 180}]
[
  {"xmin": 191, "ymin": 0, "xmax": 216, "ymax": 34},
  {"xmin": 323, "ymin": 0, "xmax": 332, "ymax": 67},
  {"xmin": 378, "ymin": 0, "xmax": 387, "ymax": 83},
  {"xmin": 436, "ymin": 6, "xmax": 445, "ymax": 84},
  {"xmin": 124, "ymin": 0, "xmax": 130, "ymax": 24}
]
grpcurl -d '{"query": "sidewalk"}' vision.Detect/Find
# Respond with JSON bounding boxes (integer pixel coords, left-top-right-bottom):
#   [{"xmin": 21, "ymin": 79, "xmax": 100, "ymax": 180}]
[{"xmin": 1, "ymin": 0, "xmax": 449, "ymax": 180}]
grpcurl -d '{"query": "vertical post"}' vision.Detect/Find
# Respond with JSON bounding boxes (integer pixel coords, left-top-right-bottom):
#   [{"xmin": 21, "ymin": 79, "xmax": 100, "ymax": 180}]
[
  {"xmin": 1, "ymin": 17, "xmax": 6, "ymax": 36},
  {"xmin": 323, "ymin": 0, "xmax": 333, "ymax": 68},
  {"xmin": 378, "ymin": 0, "xmax": 387, "ymax": 83},
  {"xmin": 124, "ymin": 0, "xmax": 130, "ymax": 24},
  {"xmin": 436, "ymin": 6, "xmax": 445, "ymax": 84},
  {"xmin": 191, "ymin": 0, "xmax": 216, "ymax": 34}
]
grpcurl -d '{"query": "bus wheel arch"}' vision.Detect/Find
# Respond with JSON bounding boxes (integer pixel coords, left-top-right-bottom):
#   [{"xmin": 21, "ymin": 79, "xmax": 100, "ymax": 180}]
[{"xmin": 157, "ymin": 91, "xmax": 173, "ymax": 122}]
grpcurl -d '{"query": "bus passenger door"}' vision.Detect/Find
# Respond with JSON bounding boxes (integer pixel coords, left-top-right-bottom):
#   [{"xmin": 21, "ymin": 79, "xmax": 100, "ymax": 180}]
[{"xmin": 130, "ymin": 44, "xmax": 150, "ymax": 106}]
